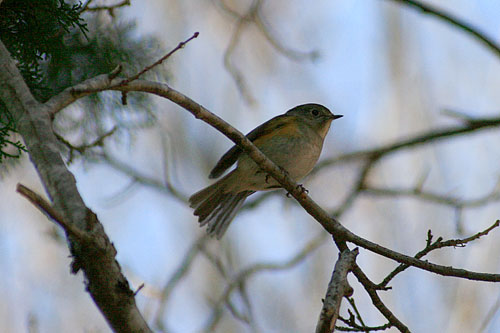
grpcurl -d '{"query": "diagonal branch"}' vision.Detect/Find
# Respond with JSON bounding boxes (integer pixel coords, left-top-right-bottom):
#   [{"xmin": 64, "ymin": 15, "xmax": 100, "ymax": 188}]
[
  {"xmin": 154, "ymin": 234, "xmax": 209, "ymax": 331},
  {"xmin": 386, "ymin": 0, "xmax": 500, "ymax": 59},
  {"xmin": 216, "ymin": 0, "xmax": 317, "ymax": 104},
  {"xmin": 117, "ymin": 32, "xmax": 199, "ymax": 87},
  {"xmin": 202, "ymin": 232, "xmax": 327, "ymax": 332},
  {"xmin": 17, "ymin": 183, "xmax": 87, "ymax": 240},
  {"xmin": 0, "ymin": 38, "xmax": 151, "ymax": 333},
  {"xmin": 351, "ymin": 264, "xmax": 410, "ymax": 332},
  {"xmin": 379, "ymin": 220, "xmax": 500, "ymax": 289},
  {"xmin": 84, "ymin": 0, "xmax": 131, "ymax": 13},
  {"xmin": 45, "ymin": 75, "xmax": 500, "ymax": 283},
  {"xmin": 316, "ymin": 248, "xmax": 358, "ymax": 333},
  {"xmin": 316, "ymin": 115, "xmax": 500, "ymax": 172}
]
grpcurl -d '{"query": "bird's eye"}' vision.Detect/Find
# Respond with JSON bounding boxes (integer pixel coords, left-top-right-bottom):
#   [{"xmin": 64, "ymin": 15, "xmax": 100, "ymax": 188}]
[{"xmin": 311, "ymin": 109, "xmax": 319, "ymax": 116}]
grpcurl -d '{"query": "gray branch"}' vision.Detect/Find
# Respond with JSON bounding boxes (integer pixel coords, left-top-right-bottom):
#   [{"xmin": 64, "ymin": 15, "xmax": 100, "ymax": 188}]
[
  {"xmin": 44, "ymin": 73, "xmax": 500, "ymax": 283},
  {"xmin": 316, "ymin": 248, "xmax": 358, "ymax": 333},
  {"xmin": 0, "ymin": 39, "xmax": 152, "ymax": 333}
]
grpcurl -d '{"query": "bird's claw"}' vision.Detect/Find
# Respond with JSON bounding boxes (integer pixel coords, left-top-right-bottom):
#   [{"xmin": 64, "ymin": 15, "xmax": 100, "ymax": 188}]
[
  {"xmin": 297, "ymin": 184, "xmax": 309, "ymax": 194},
  {"xmin": 286, "ymin": 184, "xmax": 309, "ymax": 198},
  {"xmin": 279, "ymin": 166, "xmax": 290, "ymax": 177},
  {"xmin": 265, "ymin": 167, "xmax": 290, "ymax": 184}
]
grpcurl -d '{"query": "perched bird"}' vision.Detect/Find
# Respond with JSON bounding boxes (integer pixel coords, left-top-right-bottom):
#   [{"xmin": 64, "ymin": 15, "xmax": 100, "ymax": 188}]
[{"xmin": 189, "ymin": 103, "xmax": 342, "ymax": 239}]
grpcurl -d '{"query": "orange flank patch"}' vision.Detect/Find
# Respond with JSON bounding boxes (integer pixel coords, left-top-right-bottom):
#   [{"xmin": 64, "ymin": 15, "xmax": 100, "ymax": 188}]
[{"xmin": 252, "ymin": 116, "xmax": 301, "ymax": 146}]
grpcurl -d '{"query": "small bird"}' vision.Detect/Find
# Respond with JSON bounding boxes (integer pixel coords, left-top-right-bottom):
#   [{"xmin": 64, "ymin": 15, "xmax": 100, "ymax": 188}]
[{"xmin": 189, "ymin": 103, "xmax": 342, "ymax": 239}]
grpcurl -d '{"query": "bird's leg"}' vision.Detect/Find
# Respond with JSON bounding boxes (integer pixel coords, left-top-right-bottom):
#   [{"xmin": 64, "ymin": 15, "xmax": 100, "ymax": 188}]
[
  {"xmin": 265, "ymin": 166, "xmax": 290, "ymax": 184},
  {"xmin": 297, "ymin": 184, "xmax": 309, "ymax": 194}
]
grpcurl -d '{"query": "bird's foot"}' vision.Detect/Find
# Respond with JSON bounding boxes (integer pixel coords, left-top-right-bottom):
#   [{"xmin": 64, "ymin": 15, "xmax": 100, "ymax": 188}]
[
  {"xmin": 279, "ymin": 166, "xmax": 290, "ymax": 177},
  {"xmin": 265, "ymin": 167, "xmax": 290, "ymax": 184},
  {"xmin": 286, "ymin": 184, "xmax": 309, "ymax": 198}
]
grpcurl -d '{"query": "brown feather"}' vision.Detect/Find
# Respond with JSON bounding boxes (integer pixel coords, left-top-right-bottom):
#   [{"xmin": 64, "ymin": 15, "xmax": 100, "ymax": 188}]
[{"xmin": 208, "ymin": 114, "xmax": 295, "ymax": 178}]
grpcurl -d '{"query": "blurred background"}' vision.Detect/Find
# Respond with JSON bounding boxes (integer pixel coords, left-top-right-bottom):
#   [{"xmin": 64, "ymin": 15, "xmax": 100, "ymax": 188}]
[{"xmin": 1, "ymin": 0, "xmax": 500, "ymax": 332}]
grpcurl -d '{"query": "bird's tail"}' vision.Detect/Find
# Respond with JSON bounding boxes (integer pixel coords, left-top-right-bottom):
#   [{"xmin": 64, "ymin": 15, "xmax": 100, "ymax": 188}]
[{"xmin": 189, "ymin": 174, "xmax": 253, "ymax": 239}]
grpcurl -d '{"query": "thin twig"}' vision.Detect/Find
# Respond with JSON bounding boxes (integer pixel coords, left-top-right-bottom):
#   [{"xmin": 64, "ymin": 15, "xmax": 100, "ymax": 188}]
[
  {"xmin": 84, "ymin": 0, "xmax": 130, "ymax": 13},
  {"xmin": 351, "ymin": 264, "xmax": 410, "ymax": 332},
  {"xmin": 222, "ymin": 0, "xmax": 260, "ymax": 104},
  {"xmin": 16, "ymin": 184, "xmax": 86, "ymax": 240},
  {"xmin": 117, "ymin": 32, "xmax": 199, "ymax": 87},
  {"xmin": 154, "ymin": 235, "xmax": 209, "ymax": 331},
  {"xmin": 217, "ymin": 0, "xmax": 317, "ymax": 104},
  {"xmin": 378, "ymin": 220, "xmax": 500, "ymax": 288},
  {"xmin": 362, "ymin": 183, "xmax": 500, "ymax": 209},
  {"xmin": 479, "ymin": 291, "xmax": 500, "ymax": 333},
  {"xmin": 316, "ymin": 115, "xmax": 500, "ymax": 173},
  {"xmin": 203, "ymin": 232, "xmax": 328, "ymax": 332},
  {"xmin": 387, "ymin": 0, "xmax": 500, "ymax": 59},
  {"xmin": 346, "ymin": 297, "xmax": 367, "ymax": 328},
  {"xmin": 54, "ymin": 126, "xmax": 117, "ymax": 163},
  {"xmin": 335, "ymin": 319, "xmax": 392, "ymax": 332},
  {"xmin": 79, "ymin": 0, "xmax": 93, "ymax": 12},
  {"xmin": 98, "ymin": 152, "xmax": 188, "ymax": 203},
  {"xmin": 134, "ymin": 283, "xmax": 145, "ymax": 296}
]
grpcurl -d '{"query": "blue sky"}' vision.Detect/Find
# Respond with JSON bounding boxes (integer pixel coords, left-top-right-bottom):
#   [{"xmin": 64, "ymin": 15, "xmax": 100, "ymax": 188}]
[{"xmin": 2, "ymin": 0, "xmax": 500, "ymax": 332}]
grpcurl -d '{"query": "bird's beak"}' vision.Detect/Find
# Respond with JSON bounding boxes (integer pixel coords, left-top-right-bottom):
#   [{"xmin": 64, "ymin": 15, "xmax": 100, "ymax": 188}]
[{"xmin": 331, "ymin": 114, "xmax": 343, "ymax": 120}]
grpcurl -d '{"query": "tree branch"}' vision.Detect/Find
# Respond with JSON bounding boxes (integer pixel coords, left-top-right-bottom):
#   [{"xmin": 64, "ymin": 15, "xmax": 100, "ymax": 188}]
[
  {"xmin": 0, "ymin": 38, "xmax": 152, "ymax": 333},
  {"xmin": 378, "ymin": 220, "xmax": 500, "ymax": 289},
  {"xmin": 83, "ymin": 0, "xmax": 131, "ymax": 14},
  {"xmin": 351, "ymin": 264, "xmax": 410, "ymax": 332},
  {"xmin": 202, "ymin": 232, "xmax": 327, "ymax": 332},
  {"xmin": 16, "ymin": 184, "xmax": 87, "ymax": 240},
  {"xmin": 316, "ymin": 248, "xmax": 358, "ymax": 333},
  {"xmin": 153, "ymin": 234, "xmax": 209, "ymax": 331},
  {"xmin": 316, "ymin": 115, "xmax": 500, "ymax": 172},
  {"xmin": 386, "ymin": 0, "xmax": 500, "ymax": 59},
  {"xmin": 45, "ymin": 75, "xmax": 500, "ymax": 283},
  {"xmin": 117, "ymin": 32, "xmax": 199, "ymax": 87}
]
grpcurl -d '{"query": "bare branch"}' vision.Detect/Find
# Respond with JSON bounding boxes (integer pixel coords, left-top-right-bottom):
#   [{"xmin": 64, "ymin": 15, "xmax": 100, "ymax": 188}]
[
  {"xmin": 253, "ymin": 9, "xmax": 319, "ymax": 61},
  {"xmin": 216, "ymin": 0, "xmax": 318, "ymax": 104},
  {"xmin": 17, "ymin": 183, "xmax": 87, "ymax": 240},
  {"xmin": 154, "ymin": 235, "xmax": 209, "ymax": 331},
  {"xmin": 223, "ymin": 15, "xmax": 257, "ymax": 104},
  {"xmin": 45, "ymin": 76, "xmax": 500, "ymax": 282},
  {"xmin": 351, "ymin": 265, "xmax": 410, "ymax": 332},
  {"xmin": 345, "ymin": 298, "xmax": 368, "ymax": 329},
  {"xmin": 480, "ymin": 292, "xmax": 500, "ymax": 333},
  {"xmin": 336, "ymin": 318, "xmax": 392, "ymax": 332},
  {"xmin": 379, "ymin": 220, "xmax": 500, "ymax": 288},
  {"xmin": 0, "ymin": 38, "xmax": 151, "ymax": 333},
  {"xmin": 337, "ymin": 298, "xmax": 392, "ymax": 332},
  {"xmin": 79, "ymin": 0, "xmax": 93, "ymax": 12},
  {"xmin": 83, "ymin": 0, "xmax": 131, "ymax": 15},
  {"xmin": 97, "ymin": 152, "xmax": 188, "ymax": 203},
  {"xmin": 362, "ymin": 184, "xmax": 500, "ymax": 209},
  {"xmin": 362, "ymin": 181, "xmax": 500, "ymax": 233},
  {"xmin": 386, "ymin": 0, "xmax": 500, "ymax": 59},
  {"xmin": 203, "ymin": 232, "xmax": 327, "ymax": 331},
  {"xmin": 117, "ymin": 32, "xmax": 199, "ymax": 87},
  {"xmin": 316, "ymin": 115, "xmax": 500, "ymax": 173},
  {"xmin": 54, "ymin": 126, "xmax": 117, "ymax": 163},
  {"xmin": 316, "ymin": 248, "xmax": 358, "ymax": 333}
]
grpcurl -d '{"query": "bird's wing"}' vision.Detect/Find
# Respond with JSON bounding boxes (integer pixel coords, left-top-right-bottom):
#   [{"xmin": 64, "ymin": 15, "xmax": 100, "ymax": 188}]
[{"xmin": 208, "ymin": 114, "xmax": 294, "ymax": 178}]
